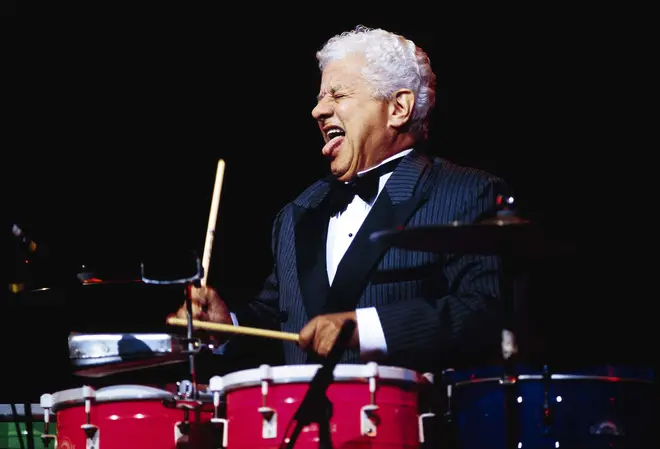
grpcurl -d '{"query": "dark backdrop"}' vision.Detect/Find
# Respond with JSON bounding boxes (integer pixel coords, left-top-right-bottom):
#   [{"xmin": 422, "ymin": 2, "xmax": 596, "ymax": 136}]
[{"xmin": 4, "ymin": 19, "xmax": 645, "ymax": 402}]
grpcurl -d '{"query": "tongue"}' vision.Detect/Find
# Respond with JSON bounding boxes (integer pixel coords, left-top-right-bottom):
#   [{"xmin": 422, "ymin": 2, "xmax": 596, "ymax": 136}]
[{"xmin": 322, "ymin": 136, "xmax": 344, "ymax": 157}]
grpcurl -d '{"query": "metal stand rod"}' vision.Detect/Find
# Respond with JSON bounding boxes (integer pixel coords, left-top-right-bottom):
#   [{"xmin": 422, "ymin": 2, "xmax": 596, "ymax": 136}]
[
  {"xmin": 184, "ymin": 283, "xmax": 198, "ymax": 400},
  {"xmin": 541, "ymin": 364, "xmax": 552, "ymax": 434},
  {"xmin": 500, "ymin": 251, "xmax": 521, "ymax": 449}
]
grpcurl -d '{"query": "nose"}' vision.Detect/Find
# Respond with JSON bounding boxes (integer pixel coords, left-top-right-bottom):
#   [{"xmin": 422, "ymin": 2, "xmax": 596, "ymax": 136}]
[{"xmin": 311, "ymin": 98, "xmax": 332, "ymax": 121}]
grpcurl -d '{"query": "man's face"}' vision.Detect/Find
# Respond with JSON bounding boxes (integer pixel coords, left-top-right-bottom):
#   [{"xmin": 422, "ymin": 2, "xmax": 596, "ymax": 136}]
[{"xmin": 312, "ymin": 54, "xmax": 391, "ymax": 182}]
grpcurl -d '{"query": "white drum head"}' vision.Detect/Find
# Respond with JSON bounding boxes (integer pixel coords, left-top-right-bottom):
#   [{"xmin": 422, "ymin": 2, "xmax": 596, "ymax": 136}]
[
  {"xmin": 220, "ymin": 363, "xmax": 425, "ymax": 393},
  {"xmin": 50, "ymin": 385, "xmax": 174, "ymax": 412}
]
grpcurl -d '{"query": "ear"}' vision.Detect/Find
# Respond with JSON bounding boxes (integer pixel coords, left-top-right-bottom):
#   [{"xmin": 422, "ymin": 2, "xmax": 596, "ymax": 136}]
[{"xmin": 388, "ymin": 89, "xmax": 415, "ymax": 129}]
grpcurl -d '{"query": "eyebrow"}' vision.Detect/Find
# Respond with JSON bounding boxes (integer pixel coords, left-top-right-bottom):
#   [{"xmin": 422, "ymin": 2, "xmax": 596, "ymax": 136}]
[{"xmin": 316, "ymin": 86, "xmax": 340, "ymax": 102}]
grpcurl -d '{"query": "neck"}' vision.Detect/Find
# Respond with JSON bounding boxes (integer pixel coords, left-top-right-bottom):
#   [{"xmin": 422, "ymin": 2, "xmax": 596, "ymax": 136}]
[
  {"xmin": 364, "ymin": 134, "xmax": 416, "ymax": 171},
  {"xmin": 358, "ymin": 148, "xmax": 412, "ymax": 177}
]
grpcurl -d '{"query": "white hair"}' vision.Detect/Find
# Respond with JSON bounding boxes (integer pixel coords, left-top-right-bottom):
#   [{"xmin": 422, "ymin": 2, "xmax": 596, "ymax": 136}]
[{"xmin": 316, "ymin": 25, "xmax": 436, "ymax": 141}]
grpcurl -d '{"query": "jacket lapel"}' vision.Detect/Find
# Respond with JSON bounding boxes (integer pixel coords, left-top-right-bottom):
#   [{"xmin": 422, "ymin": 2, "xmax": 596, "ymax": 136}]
[
  {"xmin": 323, "ymin": 150, "xmax": 434, "ymax": 314},
  {"xmin": 293, "ymin": 176, "xmax": 334, "ymax": 320}
]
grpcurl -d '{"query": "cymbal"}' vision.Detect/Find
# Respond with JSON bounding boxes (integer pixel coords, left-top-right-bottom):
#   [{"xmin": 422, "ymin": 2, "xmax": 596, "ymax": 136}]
[{"xmin": 370, "ymin": 217, "xmax": 570, "ymax": 256}]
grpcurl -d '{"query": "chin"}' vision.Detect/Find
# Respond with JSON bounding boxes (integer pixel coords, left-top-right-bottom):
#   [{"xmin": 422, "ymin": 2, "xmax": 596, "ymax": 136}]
[{"xmin": 329, "ymin": 161, "xmax": 345, "ymax": 177}]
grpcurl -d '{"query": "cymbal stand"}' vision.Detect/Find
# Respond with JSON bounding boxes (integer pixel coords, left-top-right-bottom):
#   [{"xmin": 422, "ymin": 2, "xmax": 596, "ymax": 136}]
[
  {"xmin": 541, "ymin": 364, "xmax": 553, "ymax": 436},
  {"xmin": 183, "ymin": 282, "xmax": 199, "ymax": 399},
  {"xmin": 141, "ymin": 255, "xmax": 205, "ymax": 400},
  {"xmin": 489, "ymin": 196, "xmax": 527, "ymax": 449},
  {"xmin": 440, "ymin": 368, "xmax": 458, "ymax": 449}
]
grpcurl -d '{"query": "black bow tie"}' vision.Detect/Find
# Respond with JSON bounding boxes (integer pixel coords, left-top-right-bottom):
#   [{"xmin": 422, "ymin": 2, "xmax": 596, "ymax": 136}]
[{"xmin": 328, "ymin": 157, "xmax": 402, "ymax": 214}]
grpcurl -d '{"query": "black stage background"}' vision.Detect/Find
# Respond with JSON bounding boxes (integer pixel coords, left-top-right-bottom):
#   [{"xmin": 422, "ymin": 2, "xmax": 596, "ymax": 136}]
[{"xmin": 4, "ymin": 18, "xmax": 649, "ymax": 402}]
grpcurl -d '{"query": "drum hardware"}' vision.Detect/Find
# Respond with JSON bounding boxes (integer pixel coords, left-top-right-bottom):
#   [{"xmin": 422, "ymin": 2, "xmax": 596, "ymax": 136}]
[
  {"xmin": 441, "ymin": 368, "xmax": 455, "ymax": 423},
  {"xmin": 359, "ymin": 362, "xmax": 379, "ymax": 438},
  {"xmin": 209, "ymin": 375, "xmax": 229, "ymax": 448},
  {"xmin": 280, "ymin": 319, "xmax": 356, "ymax": 449},
  {"xmin": 541, "ymin": 364, "xmax": 552, "ymax": 432},
  {"xmin": 437, "ymin": 368, "xmax": 458, "ymax": 448},
  {"xmin": 141, "ymin": 253, "xmax": 205, "ymax": 400},
  {"xmin": 39, "ymin": 394, "xmax": 55, "ymax": 447},
  {"xmin": 252, "ymin": 364, "xmax": 279, "ymax": 440},
  {"xmin": 79, "ymin": 386, "xmax": 100, "ymax": 449}
]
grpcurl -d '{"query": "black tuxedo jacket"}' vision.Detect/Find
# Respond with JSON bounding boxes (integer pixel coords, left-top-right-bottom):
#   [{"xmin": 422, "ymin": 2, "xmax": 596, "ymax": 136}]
[{"xmin": 228, "ymin": 149, "xmax": 508, "ymax": 374}]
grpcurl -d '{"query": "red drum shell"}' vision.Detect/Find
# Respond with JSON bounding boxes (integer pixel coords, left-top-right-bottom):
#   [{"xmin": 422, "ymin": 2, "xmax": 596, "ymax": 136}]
[
  {"xmin": 48, "ymin": 384, "xmax": 217, "ymax": 449},
  {"xmin": 217, "ymin": 364, "xmax": 432, "ymax": 449}
]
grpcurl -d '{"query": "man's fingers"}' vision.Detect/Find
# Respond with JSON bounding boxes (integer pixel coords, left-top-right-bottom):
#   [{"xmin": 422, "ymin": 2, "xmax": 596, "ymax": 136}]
[
  {"xmin": 315, "ymin": 323, "xmax": 338, "ymax": 357},
  {"xmin": 298, "ymin": 319, "xmax": 318, "ymax": 350},
  {"xmin": 173, "ymin": 299, "xmax": 207, "ymax": 321}
]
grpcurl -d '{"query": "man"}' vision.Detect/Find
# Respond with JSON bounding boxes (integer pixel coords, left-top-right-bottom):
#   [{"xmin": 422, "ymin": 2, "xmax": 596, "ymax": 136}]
[{"xmin": 173, "ymin": 25, "xmax": 509, "ymax": 374}]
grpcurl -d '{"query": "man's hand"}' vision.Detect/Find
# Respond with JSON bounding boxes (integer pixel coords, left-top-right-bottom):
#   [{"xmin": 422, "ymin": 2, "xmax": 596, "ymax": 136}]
[
  {"xmin": 168, "ymin": 285, "xmax": 233, "ymax": 345},
  {"xmin": 298, "ymin": 311, "xmax": 359, "ymax": 357}
]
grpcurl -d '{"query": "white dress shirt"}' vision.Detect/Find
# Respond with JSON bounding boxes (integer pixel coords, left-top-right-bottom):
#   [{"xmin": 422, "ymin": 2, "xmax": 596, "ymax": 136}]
[
  {"xmin": 219, "ymin": 149, "xmax": 412, "ymax": 360},
  {"xmin": 327, "ymin": 149, "xmax": 412, "ymax": 360}
]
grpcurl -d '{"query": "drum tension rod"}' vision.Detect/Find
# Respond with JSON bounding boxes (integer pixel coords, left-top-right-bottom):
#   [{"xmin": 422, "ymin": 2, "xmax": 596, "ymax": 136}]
[
  {"xmin": 418, "ymin": 371, "xmax": 437, "ymax": 445},
  {"xmin": 258, "ymin": 365, "xmax": 278, "ymax": 440},
  {"xmin": 39, "ymin": 394, "xmax": 56, "ymax": 448},
  {"xmin": 360, "ymin": 362, "xmax": 380, "ymax": 437},
  {"xmin": 541, "ymin": 364, "xmax": 553, "ymax": 431},
  {"xmin": 80, "ymin": 386, "xmax": 100, "ymax": 449},
  {"xmin": 209, "ymin": 375, "xmax": 229, "ymax": 448},
  {"xmin": 500, "ymin": 359, "xmax": 520, "ymax": 449}
]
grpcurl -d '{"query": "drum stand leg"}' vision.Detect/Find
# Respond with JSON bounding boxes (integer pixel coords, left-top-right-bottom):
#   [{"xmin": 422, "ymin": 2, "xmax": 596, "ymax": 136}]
[
  {"xmin": 316, "ymin": 396, "xmax": 333, "ymax": 449},
  {"xmin": 440, "ymin": 369, "xmax": 458, "ymax": 449},
  {"xmin": 500, "ymin": 252, "xmax": 523, "ymax": 449},
  {"xmin": 502, "ymin": 358, "xmax": 519, "ymax": 449},
  {"xmin": 184, "ymin": 283, "xmax": 199, "ymax": 399},
  {"xmin": 541, "ymin": 364, "xmax": 552, "ymax": 436}
]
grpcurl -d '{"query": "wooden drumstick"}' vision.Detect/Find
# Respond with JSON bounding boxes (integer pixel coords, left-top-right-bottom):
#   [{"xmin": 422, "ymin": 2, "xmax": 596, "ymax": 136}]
[
  {"xmin": 201, "ymin": 159, "xmax": 226, "ymax": 286},
  {"xmin": 166, "ymin": 316, "xmax": 300, "ymax": 343}
]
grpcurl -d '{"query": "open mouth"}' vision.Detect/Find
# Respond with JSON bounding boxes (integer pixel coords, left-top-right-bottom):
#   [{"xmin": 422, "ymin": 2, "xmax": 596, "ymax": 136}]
[{"xmin": 324, "ymin": 126, "xmax": 345, "ymax": 142}]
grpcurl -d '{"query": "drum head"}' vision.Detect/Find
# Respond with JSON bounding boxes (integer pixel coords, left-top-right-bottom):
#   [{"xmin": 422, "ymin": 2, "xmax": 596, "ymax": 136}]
[
  {"xmin": 50, "ymin": 384, "xmax": 174, "ymax": 412},
  {"xmin": 452, "ymin": 363, "xmax": 655, "ymax": 386},
  {"xmin": 219, "ymin": 364, "xmax": 425, "ymax": 393}
]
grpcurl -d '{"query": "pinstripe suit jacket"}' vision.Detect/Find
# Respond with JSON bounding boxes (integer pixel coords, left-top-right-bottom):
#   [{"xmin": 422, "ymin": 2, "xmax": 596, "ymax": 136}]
[{"xmin": 229, "ymin": 148, "xmax": 508, "ymax": 374}]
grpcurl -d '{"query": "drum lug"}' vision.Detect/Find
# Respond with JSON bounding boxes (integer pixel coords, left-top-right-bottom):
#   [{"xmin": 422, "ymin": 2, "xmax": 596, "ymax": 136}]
[
  {"xmin": 209, "ymin": 375, "xmax": 229, "ymax": 447},
  {"xmin": 81, "ymin": 423, "xmax": 100, "ymax": 449},
  {"xmin": 258, "ymin": 406, "xmax": 278, "ymax": 439},
  {"xmin": 39, "ymin": 393, "xmax": 56, "ymax": 447},
  {"xmin": 360, "ymin": 404, "xmax": 379, "ymax": 436},
  {"xmin": 418, "ymin": 412, "xmax": 435, "ymax": 443},
  {"xmin": 211, "ymin": 418, "xmax": 229, "ymax": 448},
  {"xmin": 257, "ymin": 365, "xmax": 277, "ymax": 439},
  {"xmin": 360, "ymin": 362, "xmax": 380, "ymax": 437},
  {"xmin": 80, "ymin": 386, "xmax": 99, "ymax": 449}
]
